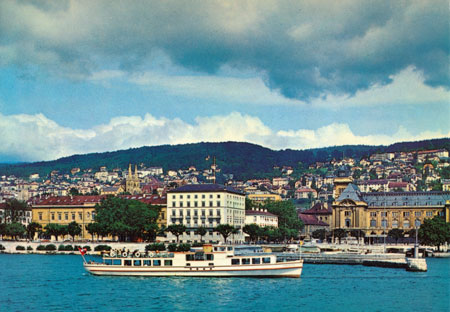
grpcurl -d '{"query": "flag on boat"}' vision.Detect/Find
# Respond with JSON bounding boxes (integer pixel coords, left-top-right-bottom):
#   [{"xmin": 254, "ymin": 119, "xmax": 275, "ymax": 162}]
[{"xmin": 78, "ymin": 247, "xmax": 87, "ymax": 255}]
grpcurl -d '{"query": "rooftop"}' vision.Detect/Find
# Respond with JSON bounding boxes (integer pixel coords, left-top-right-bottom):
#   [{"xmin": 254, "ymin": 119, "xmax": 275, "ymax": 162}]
[
  {"xmin": 167, "ymin": 184, "xmax": 244, "ymax": 195},
  {"xmin": 245, "ymin": 209, "xmax": 277, "ymax": 217}
]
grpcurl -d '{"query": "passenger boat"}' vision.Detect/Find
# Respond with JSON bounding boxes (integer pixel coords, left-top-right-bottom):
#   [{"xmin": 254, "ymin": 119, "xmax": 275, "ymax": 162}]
[{"xmin": 82, "ymin": 244, "xmax": 303, "ymax": 278}]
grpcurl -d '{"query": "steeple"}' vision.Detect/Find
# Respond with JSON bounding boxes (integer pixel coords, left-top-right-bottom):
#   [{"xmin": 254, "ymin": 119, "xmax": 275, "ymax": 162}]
[
  {"xmin": 135, "ymin": 164, "xmax": 138, "ymax": 178},
  {"xmin": 128, "ymin": 164, "xmax": 132, "ymax": 178}
]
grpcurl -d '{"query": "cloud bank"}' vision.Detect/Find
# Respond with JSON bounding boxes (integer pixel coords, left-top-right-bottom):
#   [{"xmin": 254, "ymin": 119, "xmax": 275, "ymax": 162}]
[
  {"xmin": 0, "ymin": 112, "xmax": 448, "ymax": 162},
  {"xmin": 1, "ymin": 0, "xmax": 448, "ymax": 101}
]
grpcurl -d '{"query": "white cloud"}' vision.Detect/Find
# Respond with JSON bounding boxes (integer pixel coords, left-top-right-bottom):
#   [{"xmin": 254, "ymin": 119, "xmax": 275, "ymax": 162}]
[
  {"xmin": 0, "ymin": 112, "xmax": 448, "ymax": 162},
  {"xmin": 311, "ymin": 67, "xmax": 450, "ymax": 108}
]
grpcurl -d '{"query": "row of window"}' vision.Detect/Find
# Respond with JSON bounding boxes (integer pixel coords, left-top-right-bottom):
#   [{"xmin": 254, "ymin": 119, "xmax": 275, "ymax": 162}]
[
  {"xmin": 172, "ymin": 209, "xmax": 221, "ymax": 217},
  {"xmin": 172, "ymin": 218, "xmax": 222, "ymax": 225},
  {"xmin": 369, "ymin": 201, "xmax": 443, "ymax": 207},
  {"xmin": 231, "ymin": 257, "xmax": 271, "ymax": 265},
  {"xmin": 172, "ymin": 194, "xmax": 221, "ymax": 200},
  {"xmin": 365, "ymin": 211, "xmax": 434, "ymax": 218},
  {"xmin": 227, "ymin": 217, "xmax": 244, "ymax": 224},
  {"xmin": 171, "ymin": 201, "xmax": 222, "ymax": 208},
  {"xmin": 37, "ymin": 211, "xmax": 95, "ymax": 221},
  {"xmin": 105, "ymin": 259, "xmax": 172, "ymax": 267},
  {"xmin": 0, "ymin": 211, "xmax": 31, "ymax": 217},
  {"xmin": 369, "ymin": 219, "xmax": 421, "ymax": 228}
]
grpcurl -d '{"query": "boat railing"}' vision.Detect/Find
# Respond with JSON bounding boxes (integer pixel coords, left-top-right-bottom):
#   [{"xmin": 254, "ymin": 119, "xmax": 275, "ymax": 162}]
[
  {"xmin": 104, "ymin": 251, "xmax": 175, "ymax": 258},
  {"xmin": 276, "ymin": 254, "xmax": 301, "ymax": 262}
]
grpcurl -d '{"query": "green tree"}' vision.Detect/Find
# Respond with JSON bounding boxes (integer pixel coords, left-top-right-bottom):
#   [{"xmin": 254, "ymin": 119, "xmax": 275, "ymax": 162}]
[
  {"xmin": 110, "ymin": 221, "xmax": 130, "ymax": 241},
  {"xmin": 262, "ymin": 200, "xmax": 304, "ymax": 231},
  {"xmin": 418, "ymin": 216, "xmax": 450, "ymax": 251},
  {"xmin": 387, "ymin": 229, "xmax": 404, "ymax": 244},
  {"xmin": 245, "ymin": 198, "xmax": 256, "ymax": 210},
  {"xmin": 350, "ymin": 229, "xmax": 365, "ymax": 243},
  {"xmin": 279, "ymin": 226, "xmax": 298, "ymax": 242},
  {"xmin": 332, "ymin": 229, "xmax": 346, "ymax": 244},
  {"xmin": 4, "ymin": 199, "xmax": 28, "ymax": 223},
  {"xmin": 59, "ymin": 225, "xmax": 69, "ymax": 240},
  {"xmin": 166, "ymin": 224, "xmax": 186, "ymax": 243},
  {"xmin": 45, "ymin": 223, "xmax": 61, "ymax": 241},
  {"xmin": 67, "ymin": 221, "xmax": 81, "ymax": 241},
  {"xmin": 93, "ymin": 196, "xmax": 159, "ymax": 241},
  {"xmin": 144, "ymin": 223, "xmax": 159, "ymax": 242},
  {"xmin": 86, "ymin": 222, "xmax": 100, "ymax": 241},
  {"xmin": 243, "ymin": 224, "xmax": 261, "ymax": 243},
  {"xmin": 0, "ymin": 223, "xmax": 6, "ymax": 239},
  {"xmin": 6, "ymin": 222, "xmax": 26, "ymax": 240},
  {"xmin": 69, "ymin": 188, "xmax": 80, "ymax": 196},
  {"xmin": 26, "ymin": 222, "xmax": 42, "ymax": 240},
  {"xmin": 196, "ymin": 226, "xmax": 207, "ymax": 242},
  {"xmin": 214, "ymin": 224, "xmax": 235, "ymax": 243},
  {"xmin": 312, "ymin": 229, "xmax": 327, "ymax": 241}
]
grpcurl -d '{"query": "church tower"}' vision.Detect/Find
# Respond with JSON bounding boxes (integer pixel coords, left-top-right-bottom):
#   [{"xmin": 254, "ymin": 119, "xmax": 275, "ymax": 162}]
[{"xmin": 126, "ymin": 164, "xmax": 142, "ymax": 194}]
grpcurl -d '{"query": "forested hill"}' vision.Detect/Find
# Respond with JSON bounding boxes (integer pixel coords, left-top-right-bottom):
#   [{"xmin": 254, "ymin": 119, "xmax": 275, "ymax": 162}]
[{"xmin": 0, "ymin": 138, "xmax": 449, "ymax": 179}]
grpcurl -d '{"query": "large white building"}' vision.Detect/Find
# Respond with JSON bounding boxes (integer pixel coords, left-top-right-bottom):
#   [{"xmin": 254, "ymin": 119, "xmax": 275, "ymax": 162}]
[{"xmin": 167, "ymin": 184, "xmax": 246, "ymax": 243}]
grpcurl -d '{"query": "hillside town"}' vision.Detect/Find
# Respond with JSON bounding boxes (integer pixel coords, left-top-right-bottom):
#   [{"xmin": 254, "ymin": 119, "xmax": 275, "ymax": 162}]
[{"xmin": 0, "ymin": 148, "xmax": 449, "ymax": 244}]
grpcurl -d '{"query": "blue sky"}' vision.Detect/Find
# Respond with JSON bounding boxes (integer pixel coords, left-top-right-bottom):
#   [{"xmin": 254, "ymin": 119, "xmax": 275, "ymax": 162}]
[{"xmin": 0, "ymin": 1, "xmax": 448, "ymax": 162}]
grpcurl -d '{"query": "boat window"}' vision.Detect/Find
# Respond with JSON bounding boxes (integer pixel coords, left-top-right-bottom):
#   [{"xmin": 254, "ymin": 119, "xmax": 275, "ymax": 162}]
[
  {"xmin": 262, "ymin": 257, "xmax": 271, "ymax": 264},
  {"xmin": 227, "ymin": 247, "xmax": 233, "ymax": 251},
  {"xmin": 124, "ymin": 260, "xmax": 132, "ymax": 266},
  {"xmin": 231, "ymin": 259, "xmax": 240, "ymax": 265},
  {"xmin": 104, "ymin": 259, "xmax": 112, "ymax": 265},
  {"xmin": 252, "ymin": 258, "xmax": 261, "ymax": 264},
  {"xmin": 206, "ymin": 254, "xmax": 214, "ymax": 261},
  {"xmin": 143, "ymin": 260, "xmax": 151, "ymax": 266},
  {"xmin": 208, "ymin": 263, "xmax": 214, "ymax": 266},
  {"xmin": 153, "ymin": 260, "xmax": 161, "ymax": 266},
  {"xmin": 242, "ymin": 258, "xmax": 250, "ymax": 265},
  {"xmin": 164, "ymin": 260, "xmax": 173, "ymax": 266},
  {"xmin": 133, "ymin": 260, "xmax": 141, "ymax": 266},
  {"xmin": 113, "ymin": 260, "xmax": 121, "ymax": 265},
  {"xmin": 186, "ymin": 254, "xmax": 195, "ymax": 261}
]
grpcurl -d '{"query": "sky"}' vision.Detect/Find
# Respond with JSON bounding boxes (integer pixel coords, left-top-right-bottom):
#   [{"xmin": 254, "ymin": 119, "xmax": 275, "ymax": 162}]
[{"xmin": 0, "ymin": 0, "xmax": 449, "ymax": 162}]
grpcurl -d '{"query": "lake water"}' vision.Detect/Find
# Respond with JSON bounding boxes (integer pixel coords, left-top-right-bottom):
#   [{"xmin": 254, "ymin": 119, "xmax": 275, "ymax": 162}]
[{"xmin": 0, "ymin": 254, "xmax": 449, "ymax": 312}]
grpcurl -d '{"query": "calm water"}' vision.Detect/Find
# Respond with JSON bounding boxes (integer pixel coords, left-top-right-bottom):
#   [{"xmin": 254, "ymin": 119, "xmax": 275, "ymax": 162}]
[{"xmin": 0, "ymin": 254, "xmax": 449, "ymax": 312}]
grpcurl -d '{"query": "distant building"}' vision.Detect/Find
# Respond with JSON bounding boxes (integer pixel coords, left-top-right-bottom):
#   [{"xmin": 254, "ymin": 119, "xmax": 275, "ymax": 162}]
[
  {"xmin": 298, "ymin": 213, "xmax": 329, "ymax": 238},
  {"xmin": 295, "ymin": 187, "xmax": 317, "ymax": 199},
  {"xmin": 442, "ymin": 179, "xmax": 450, "ymax": 192},
  {"xmin": 387, "ymin": 181, "xmax": 415, "ymax": 192},
  {"xmin": 0, "ymin": 202, "xmax": 32, "ymax": 226},
  {"xmin": 370, "ymin": 153, "xmax": 395, "ymax": 162},
  {"xmin": 71, "ymin": 168, "xmax": 80, "ymax": 175},
  {"xmin": 417, "ymin": 149, "xmax": 449, "ymax": 162},
  {"xmin": 247, "ymin": 192, "xmax": 282, "ymax": 204},
  {"xmin": 301, "ymin": 202, "xmax": 332, "ymax": 226},
  {"xmin": 332, "ymin": 182, "xmax": 450, "ymax": 243},
  {"xmin": 272, "ymin": 177, "xmax": 289, "ymax": 187},
  {"xmin": 29, "ymin": 173, "xmax": 40, "ymax": 180},
  {"xmin": 357, "ymin": 179, "xmax": 388, "ymax": 193},
  {"xmin": 245, "ymin": 208, "xmax": 278, "ymax": 228}
]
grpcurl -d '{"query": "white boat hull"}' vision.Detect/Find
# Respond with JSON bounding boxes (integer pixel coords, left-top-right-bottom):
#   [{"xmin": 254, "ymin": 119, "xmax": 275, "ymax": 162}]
[{"xmin": 84, "ymin": 261, "xmax": 303, "ymax": 278}]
